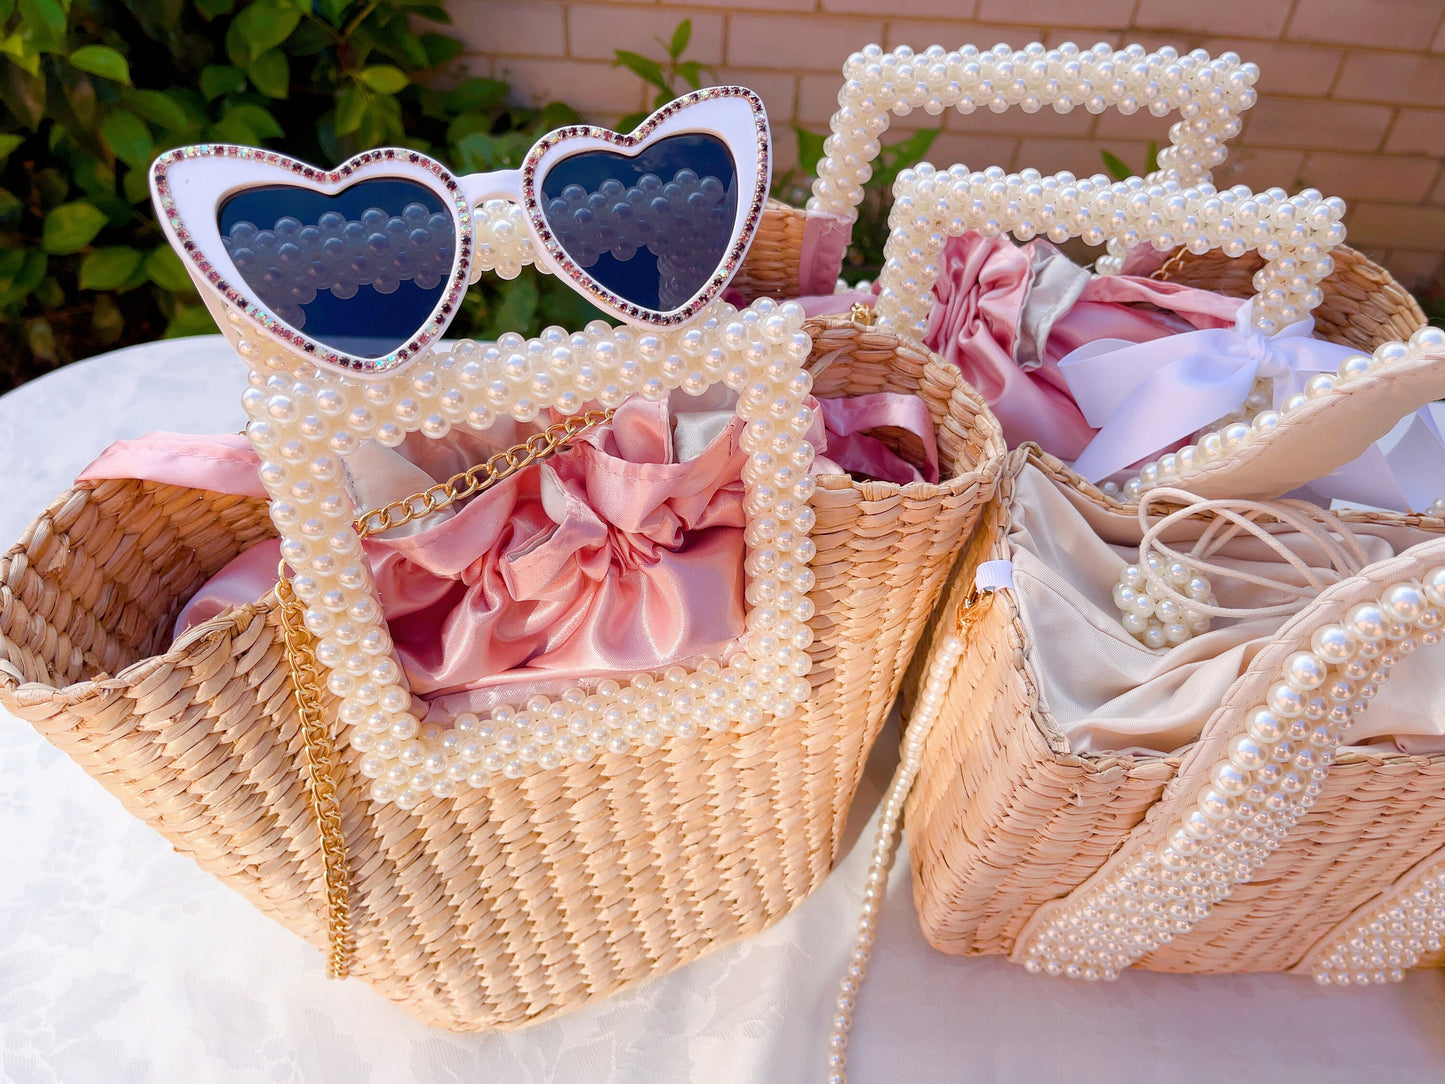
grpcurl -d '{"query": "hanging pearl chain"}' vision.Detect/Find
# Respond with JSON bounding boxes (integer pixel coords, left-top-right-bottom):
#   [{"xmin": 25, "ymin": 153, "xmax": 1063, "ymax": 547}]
[
  {"xmin": 1102, "ymin": 326, "xmax": 1445, "ymax": 506},
  {"xmin": 826, "ymin": 631, "xmax": 966, "ymax": 1084},
  {"xmin": 874, "ymin": 163, "xmax": 1344, "ymax": 345},
  {"xmin": 1017, "ymin": 568, "xmax": 1445, "ymax": 979},
  {"xmin": 237, "ymin": 297, "xmax": 819, "ymax": 811},
  {"xmin": 809, "ymin": 42, "xmax": 1258, "ymax": 226},
  {"xmin": 1310, "ymin": 855, "xmax": 1445, "ymax": 986}
]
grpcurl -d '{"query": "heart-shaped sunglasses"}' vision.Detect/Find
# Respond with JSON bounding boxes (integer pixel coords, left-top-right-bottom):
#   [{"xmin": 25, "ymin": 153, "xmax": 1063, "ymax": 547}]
[{"xmin": 150, "ymin": 86, "xmax": 770, "ymax": 374}]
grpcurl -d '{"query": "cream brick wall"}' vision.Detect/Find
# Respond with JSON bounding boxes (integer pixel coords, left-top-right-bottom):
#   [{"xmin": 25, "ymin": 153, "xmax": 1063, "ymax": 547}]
[{"xmin": 454, "ymin": 0, "xmax": 1445, "ymax": 289}]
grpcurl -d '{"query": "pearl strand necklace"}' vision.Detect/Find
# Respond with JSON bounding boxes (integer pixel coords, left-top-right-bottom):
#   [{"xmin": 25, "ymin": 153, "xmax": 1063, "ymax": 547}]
[
  {"xmin": 809, "ymin": 42, "xmax": 1258, "ymax": 226},
  {"xmin": 1016, "ymin": 568, "xmax": 1445, "ymax": 979},
  {"xmin": 826, "ymin": 628, "xmax": 967, "ymax": 1084},
  {"xmin": 236, "ymin": 297, "xmax": 819, "ymax": 810}
]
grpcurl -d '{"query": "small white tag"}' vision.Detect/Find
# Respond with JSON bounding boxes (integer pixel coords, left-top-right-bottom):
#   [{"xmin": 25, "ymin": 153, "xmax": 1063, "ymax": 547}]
[{"xmin": 974, "ymin": 559, "xmax": 1015, "ymax": 593}]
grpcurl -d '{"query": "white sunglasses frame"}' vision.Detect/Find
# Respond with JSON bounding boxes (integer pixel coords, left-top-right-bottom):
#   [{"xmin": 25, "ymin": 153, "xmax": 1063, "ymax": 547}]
[{"xmin": 149, "ymin": 86, "xmax": 770, "ymax": 376}]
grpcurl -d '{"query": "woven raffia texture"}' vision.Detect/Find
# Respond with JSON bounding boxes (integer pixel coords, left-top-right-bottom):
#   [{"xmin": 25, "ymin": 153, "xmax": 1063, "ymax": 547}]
[
  {"xmin": 1159, "ymin": 244, "xmax": 1426, "ymax": 351},
  {"xmin": 731, "ymin": 199, "xmax": 808, "ymax": 302},
  {"xmin": 0, "ymin": 314, "xmax": 1003, "ymax": 1030},
  {"xmin": 905, "ymin": 250, "xmax": 1445, "ymax": 974}
]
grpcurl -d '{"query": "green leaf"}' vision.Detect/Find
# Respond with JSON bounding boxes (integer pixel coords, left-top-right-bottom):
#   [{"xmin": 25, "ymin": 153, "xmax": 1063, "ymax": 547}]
[
  {"xmin": 420, "ymin": 31, "xmax": 463, "ymax": 68},
  {"xmin": 794, "ymin": 125, "xmax": 826, "ymax": 176},
  {"xmin": 356, "ymin": 64, "xmax": 408, "ymax": 94},
  {"xmin": 195, "ymin": 0, "xmax": 236, "ymax": 17},
  {"xmin": 17, "ymin": 0, "xmax": 65, "ymax": 53},
  {"xmin": 0, "ymin": 59, "xmax": 46, "ymax": 127},
  {"xmin": 247, "ymin": 49, "xmax": 289, "ymax": 98},
  {"xmin": 26, "ymin": 316, "xmax": 57, "ymax": 362},
  {"xmin": 0, "ymin": 0, "xmax": 15, "ymax": 22},
  {"xmin": 121, "ymin": 166, "xmax": 151, "ymax": 204},
  {"xmin": 123, "ymin": 88, "xmax": 189, "ymax": 131},
  {"xmin": 165, "ymin": 304, "xmax": 219, "ymax": 338},
  {"xmin": 0, "ymin": 30, "xmax": 40, "ymax": 76},
  {"xmin": 675, "ymin": 60, "xmax": 704, "ymax": 91},
  {"xmin": 145, "ymin": 246, "xmax": 194, "ymax": 293},
  {"xmin": 536, "ymin": 100, "xmax": 579, "ymax": 129},
  {"xmin": 34, "ymin": 276, "xmax": 64, "ymax": 309},
  {"xmin": 42, "ymin": 202, "xmax": 108, "ymax": 254},
  {"xmin": 68, "ymin": 45, "xmax": 132, "ymax": 85},
  {"xmin": 486, "ymin": 274, "xmax": 538, "ymax": 337},
  {"xmin": 453, "ymin": 130, "xmax": 495, "ymax": 172},
  {"xmin": 334, "ymin": 85, "xmax": 367, "ymax": 136},
  {"xmin": 1099, "ymin": 149, "xmax": 1130, "ymax": 182},
  {"xmin": 316, "ymin": 0, "xmax": 347, "ymax": 25},
  {"xmin": 0, "ymin": 133, "xmax": 22, "ymax": 161},
  {"xmin": 0, "ymin": 187, "xmax": 20, "ymax": 221},
  {"xmin": 669, "ymin": 19, "xmax": 691, "ymax": 59},
  {"xmin": 1144, "ymin": 139, "xmax": 1160, "ymax": 175},
  {"xmin": 212, "ymin": 102, "xmax": 283, "ymax": 143},
  {"xmin": 444, "ymin": 77, "xmax": 506, "ymax": 114},
  {"xmin": 79, "ymin": 246, "xmax": 143, "ymax": 290},
  {"xmin": 91, "ymin": 292, "xmax": 125, "ymax": 344},
  {"xmin": 201, "ymin": 65, "xmax": 247, "ymax": 101},
  {"xmin": 233, "ymin": 0, "xmax": 301, "ymax": 59},
  {"xmin": 101, "ymin": 109, "xmax": 154, "ymax": 170},
  {"xmin": 0, "ymin": 249, "xmax": 45, "ymax": 305},
  {"xmin": 875, "ymin": 128, "xmax": 938, "ymax": 188},
  {"xmin": 613, "ymin": 50, "xmax": 667, "ymax": 92}
]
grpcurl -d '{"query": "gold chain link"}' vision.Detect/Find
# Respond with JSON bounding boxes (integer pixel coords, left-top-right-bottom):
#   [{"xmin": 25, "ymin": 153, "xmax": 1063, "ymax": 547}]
[
  {"xmin": 1149, "ymin": 246, "xmax": 1190, "ymax": 282},
  {"xmin": 352, "ymin": 408, "xmax": 616, "ymax": 539},
  {"xmin": 271, "ymin": 407, "xmax": 617, "ymax": 976},
  {"xmin": 275, "ymin": 567, "xmax": 354, "ymax": 979}
]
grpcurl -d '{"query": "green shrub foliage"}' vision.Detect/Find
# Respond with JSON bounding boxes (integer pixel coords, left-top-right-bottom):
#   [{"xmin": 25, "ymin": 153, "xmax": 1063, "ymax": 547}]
[{"xmin": 0, "ymin": 0, "xmax": 602, "ymax": 385}]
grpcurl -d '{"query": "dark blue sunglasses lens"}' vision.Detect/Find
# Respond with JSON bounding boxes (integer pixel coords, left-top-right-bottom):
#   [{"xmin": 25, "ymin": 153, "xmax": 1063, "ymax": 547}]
[
  {"xmin": 218, "ymin": 179, "xmax": 455, "ymax": 359},
  {"xmin": 538, "ymin": 133, "xmax": 737, "ymax": 313}
]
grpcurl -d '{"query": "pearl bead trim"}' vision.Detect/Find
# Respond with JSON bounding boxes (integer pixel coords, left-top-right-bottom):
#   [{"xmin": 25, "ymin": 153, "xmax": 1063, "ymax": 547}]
[
  {"xmin": 1103, "ymin": 326, "xmax": 1445, "ymax": 508},
  {"xmin": 875, "ymin": 163, "xmax": 1345, "ymax": 342},
  {"xmin": 809, "ymin": 42, "xmax": 1259, "ymax": 226},
  {"xmin": 1309, "ymin": 853, "xmax": 1445, "ymax": 986},
  {"xmin": 236, "ymin": 297, "xmax": 818, "ymax": 811},
  {"xmin": 826, "ymin": 631, "xmax": 967, "ymax": 1084},
  {"xmin": 1016, "ymin": 568, "xmax": 1445, "ymax": 980}
]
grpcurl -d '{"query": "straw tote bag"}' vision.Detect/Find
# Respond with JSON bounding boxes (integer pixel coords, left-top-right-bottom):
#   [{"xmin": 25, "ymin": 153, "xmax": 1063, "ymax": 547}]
[
  {"xmin": 0, "ymin": 89, "xmax": 1006, "ymax": 1030},
  {"xmin": 814, "ymin": 40, "xmax": 1445, "ymax": 985}
]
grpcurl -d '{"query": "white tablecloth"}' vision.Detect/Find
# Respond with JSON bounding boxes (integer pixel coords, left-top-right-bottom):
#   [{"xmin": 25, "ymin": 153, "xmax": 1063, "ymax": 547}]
[{"xmin": 3, "ymin": 339, "xmax": 1444, "ymax": 1083}]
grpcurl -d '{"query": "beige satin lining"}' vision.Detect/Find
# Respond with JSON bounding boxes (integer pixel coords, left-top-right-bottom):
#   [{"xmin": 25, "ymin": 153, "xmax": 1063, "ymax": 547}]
[{"xmin": 1008, "ymin": 464, "xmax": 1445, "ymax": 756}]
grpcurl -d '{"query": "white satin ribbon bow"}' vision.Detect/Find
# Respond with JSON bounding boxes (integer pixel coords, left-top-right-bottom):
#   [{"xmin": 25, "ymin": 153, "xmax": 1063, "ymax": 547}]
[
  {"xmin": 1057, "ymin": 301, "xmax": 1445, "ymax": 512},
  {"xmin": 1058, "ymin": 300, "xmax": 1343, "ymax": 484}
]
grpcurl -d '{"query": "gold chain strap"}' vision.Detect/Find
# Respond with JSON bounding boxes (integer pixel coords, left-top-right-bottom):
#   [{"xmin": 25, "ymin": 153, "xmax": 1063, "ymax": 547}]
[
  {"xmin": 353, "ymin": 408, "xmax": 615, "ymax": 539},
  {"xmin": 275, "ymin": 407, "xmax": 617, "ymax": 977},
  {"xmin": 275, "ymin": 567, "xmax": 355, "ymax": 979}
]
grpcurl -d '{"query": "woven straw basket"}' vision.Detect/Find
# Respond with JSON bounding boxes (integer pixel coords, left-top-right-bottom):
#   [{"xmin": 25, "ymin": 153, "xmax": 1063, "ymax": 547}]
[
  {"xmin": 0, "ymin": 315, "xmax": 1003, "ymax": 1030},
  {"xmin": 902, "ymin": 250, "xmax": 1445, "ymax": 978},
  {"xmin": 733, "ymin": 199, "xmax": 811, "ymax": 300}
]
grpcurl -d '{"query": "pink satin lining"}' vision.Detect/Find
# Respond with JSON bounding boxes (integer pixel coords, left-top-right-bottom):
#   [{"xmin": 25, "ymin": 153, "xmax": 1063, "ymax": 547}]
[
  {"xmin": 798, "ymin": 210, "xmax": 853, "ymax": 296},
  {"xmin": 82, "ymin": 390, "xmax": 937, "ymax": 713},
  {"xmin": 923, "ymin": 232, "xmax": 1241, "ymax": 460}
]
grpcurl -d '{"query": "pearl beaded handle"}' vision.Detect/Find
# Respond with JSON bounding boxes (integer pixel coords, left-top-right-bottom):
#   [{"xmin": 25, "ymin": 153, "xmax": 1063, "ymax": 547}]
[
  {"xmin": 1014, "ymin": 547, "xmax": 1445, "ymax": 981},
  {"xmin": 874, "ymin": 166, "xmax": 1347, "ymax": 340},
  {"xmin": 238, "ymin": 296, "xmax": 820, "ymax": 814},
  {"xmin": 808, "ymin": 42, "xmax": 1259, "ymax": 226}
]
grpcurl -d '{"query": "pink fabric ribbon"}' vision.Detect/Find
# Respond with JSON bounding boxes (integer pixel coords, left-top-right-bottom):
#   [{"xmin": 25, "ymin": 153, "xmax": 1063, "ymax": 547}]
[
  {"xmin": 922, "ymin": 232, "xmax": 1240, "ymax": 459},
  {"xmin": 80, "ymin": 390, "xmax": 938, "ymax": 710}
]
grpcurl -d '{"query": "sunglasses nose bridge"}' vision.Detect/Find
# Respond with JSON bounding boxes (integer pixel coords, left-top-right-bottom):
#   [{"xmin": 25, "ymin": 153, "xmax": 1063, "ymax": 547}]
[{"xmin": 459, "ymin": 169, "xmax": 525, "ymax": 213}]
